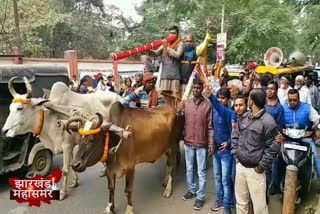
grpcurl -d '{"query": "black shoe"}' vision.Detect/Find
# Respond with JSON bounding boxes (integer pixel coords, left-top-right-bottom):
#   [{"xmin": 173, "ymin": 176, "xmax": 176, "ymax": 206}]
[
  {"xmin": 269, "ymin": 184, "xmax": 280, "ymax": 195},
  {"xmin": 193, "ymin": 199, "xmax": 204, "ymax": 210},
  {"xmin": 210, "ymin": 203, "xmax": 224, "ymax": 211},
  {"xmin": 182, "ymin": 191, "xmax": 196, "ymax": 201}
]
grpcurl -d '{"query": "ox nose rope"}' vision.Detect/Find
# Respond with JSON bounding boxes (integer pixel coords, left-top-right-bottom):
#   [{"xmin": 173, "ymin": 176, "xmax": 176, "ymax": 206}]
[{"xmin": 108, "ymin": 126, "xmax": 130, "ymax": 158}]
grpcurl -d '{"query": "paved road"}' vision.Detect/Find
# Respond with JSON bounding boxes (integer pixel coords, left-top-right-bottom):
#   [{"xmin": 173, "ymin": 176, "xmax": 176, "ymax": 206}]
[{"xmin": 0, "ymin": 145, "xmax": 319, "ymax": 214}]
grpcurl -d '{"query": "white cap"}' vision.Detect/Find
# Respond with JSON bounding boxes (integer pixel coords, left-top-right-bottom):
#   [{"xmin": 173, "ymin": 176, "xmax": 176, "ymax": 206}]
[{"xmin": 295, "ymin": 75, "xmax": 304, "ymax": 81}]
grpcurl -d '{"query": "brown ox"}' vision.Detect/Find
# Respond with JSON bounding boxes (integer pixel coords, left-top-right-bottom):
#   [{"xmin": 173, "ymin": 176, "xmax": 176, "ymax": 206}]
[{"xmin": 69, "ymin": 102, "xmax": 184, "ymax": 214}]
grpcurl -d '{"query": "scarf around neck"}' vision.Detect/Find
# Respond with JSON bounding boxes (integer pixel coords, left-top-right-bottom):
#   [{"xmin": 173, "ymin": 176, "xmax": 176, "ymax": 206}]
[
  {"xmin": 147, "ymin": 88, "xmax": 158, "ymax": 108},
  {"xmin": 168, "ymin": 36, "xmax": 181, "ymax": 49}
]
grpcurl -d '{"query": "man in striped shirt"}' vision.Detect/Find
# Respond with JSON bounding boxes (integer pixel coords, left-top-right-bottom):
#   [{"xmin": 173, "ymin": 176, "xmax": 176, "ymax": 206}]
[{"xmin": 123, "ymin": 72, "xmax": 164, "ymax": 108}]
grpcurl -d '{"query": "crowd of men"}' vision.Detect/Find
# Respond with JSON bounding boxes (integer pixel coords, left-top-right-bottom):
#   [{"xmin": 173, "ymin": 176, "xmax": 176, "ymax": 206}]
[
  {"xmin": 128, "ymin": 22, "xmax": 320, "ymax": 214},
  {"xmin": 69, "ymin": 19, "xmax": 320, "ymax": 214}
]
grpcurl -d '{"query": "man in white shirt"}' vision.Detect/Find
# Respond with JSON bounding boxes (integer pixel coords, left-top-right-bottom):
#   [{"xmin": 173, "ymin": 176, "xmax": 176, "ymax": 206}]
[
  {"xmin": 95, "ymin": 73, "xmax": 106, "ymax": 92},
  {"xmin": 278, "ymin": 75, "xmax": 292, "ymax": 105},
  {"xmin": 71, "ymin": 75, "xmax": 79, "ymax": 88},
  {"xmin": 294, "ymin": 75, "xmax": 312, "ymax": 104},
  {"xmin": 305, "ymin": 75, "xmax": 320, "ymax": 111}
]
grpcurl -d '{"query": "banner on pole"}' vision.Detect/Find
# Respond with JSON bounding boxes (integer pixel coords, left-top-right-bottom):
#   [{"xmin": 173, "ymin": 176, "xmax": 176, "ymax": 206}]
[
  {"xmin": 217, "ymin": 33, "xmax": 227, "ymax": 47},
  {"xmin": 216, "ymin": 33, "xmax": 227, "ymax": 62}
]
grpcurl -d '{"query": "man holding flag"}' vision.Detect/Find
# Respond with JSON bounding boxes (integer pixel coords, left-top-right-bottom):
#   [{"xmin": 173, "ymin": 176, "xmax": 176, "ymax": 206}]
[{"xmin": 181, "ymin": 19, "xmax": 214, "ymax": 97}]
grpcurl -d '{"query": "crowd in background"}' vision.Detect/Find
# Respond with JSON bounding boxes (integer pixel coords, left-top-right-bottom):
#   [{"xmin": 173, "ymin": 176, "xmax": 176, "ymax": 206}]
[{"xmin": 66, "ymin": 21, "xmax": 320, "ymax": 214}]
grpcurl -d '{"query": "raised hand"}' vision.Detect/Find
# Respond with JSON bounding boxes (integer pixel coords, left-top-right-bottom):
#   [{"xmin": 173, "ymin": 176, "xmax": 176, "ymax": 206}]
[
  {"xmin": 206, "ymin": 18, "xmax": 214, "ymax": 32},
  {"xmin": 204, "ymin": 83, "xmax": 212, "ymax": 97},
  {"xmin": 177, "ymin": 101, "xmax": 185, "ymax": 112},
  {"xmin": 250, "ymin": 71, "xmax": 256, "ymax": 82}
]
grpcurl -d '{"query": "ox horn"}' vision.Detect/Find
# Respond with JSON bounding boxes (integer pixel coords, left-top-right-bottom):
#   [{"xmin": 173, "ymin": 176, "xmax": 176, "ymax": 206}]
[
  {"xmin": 23, "ymin": 77, "xmax": 32, "ymax": 98},
  {"xmin": 8, "ymin": 76, "xmax": 19, "ymax": 97},
  {"xmin": 93, "ymin": 113, "xmax": 104, "ymax": 129},
  {"xmin": 65, "ymin": 116, "xmax": 86, "ymax": 135}
]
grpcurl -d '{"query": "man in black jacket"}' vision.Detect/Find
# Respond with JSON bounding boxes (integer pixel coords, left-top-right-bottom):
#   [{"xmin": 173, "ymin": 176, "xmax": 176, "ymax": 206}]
[{"xmin": 231, "ymin": 88, "xmax": 280, "ymax": 214}]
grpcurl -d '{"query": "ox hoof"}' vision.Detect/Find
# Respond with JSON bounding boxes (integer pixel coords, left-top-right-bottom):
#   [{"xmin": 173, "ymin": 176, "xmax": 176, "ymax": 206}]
[
  {"xmin": 69, "ymin": 181, "xmax": 79, "ymax": 188},
  {"xmin": 162, "ymin": 176, "xmax": 168, "ymax": 187},
  {"xmin": 162, "ymin": 184, "xmax": 172, "ymax": 198},
  {"xmin": 162, "ymin": 190, "xmax": 172, "ymax": 198},
  {"xmin": 103, "ymin": 210, "xmax": 113, "ymax": 214},
  {"xmin": 59, "ymin": 191, "xmax": 67, "ymax": 200},
  {"xmin": 162, "ymin": 175, "xmax": 172, "ymax": 198},
  {"xmin": 103, "ymin": 203, "xmax": 114, "ymax": 214},
  {"xmin": 125, "ymin": 205, "xmax": 134, "ymax": 214}
]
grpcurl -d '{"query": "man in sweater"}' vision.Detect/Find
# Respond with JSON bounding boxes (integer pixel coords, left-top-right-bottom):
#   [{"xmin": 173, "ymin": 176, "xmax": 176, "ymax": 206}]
[{"xmin": 177, "ymin": 78, "xmax": 214, "ymax": 210}]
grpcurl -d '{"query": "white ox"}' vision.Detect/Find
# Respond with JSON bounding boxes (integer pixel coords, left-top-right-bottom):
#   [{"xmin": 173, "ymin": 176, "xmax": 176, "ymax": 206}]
[{"xmin": 1, "ymin": 77, "xmax": 122, "ymax": 200}]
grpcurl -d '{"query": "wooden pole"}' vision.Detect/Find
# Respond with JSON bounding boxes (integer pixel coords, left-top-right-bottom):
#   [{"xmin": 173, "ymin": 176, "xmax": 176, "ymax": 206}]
[
  {"xmin": 221, "ymin": 4, "xmax": 225, "ymax": 34},
  {"xmin": 282, "ymin": 165, "xmax": 298, "ymax": 214},
  {"xmin": 113, "ymin": 60, "xmax": 119, "ymax": 90},
  {"xmin": 64, "ymin": 50, "xmax": 79, "ymax": 80}
]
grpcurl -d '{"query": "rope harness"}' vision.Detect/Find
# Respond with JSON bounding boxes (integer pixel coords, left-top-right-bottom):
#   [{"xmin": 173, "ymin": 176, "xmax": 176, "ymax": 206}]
[{"xmin": 11, "ymin": 98, "xmax": 44, "ymax": 136}]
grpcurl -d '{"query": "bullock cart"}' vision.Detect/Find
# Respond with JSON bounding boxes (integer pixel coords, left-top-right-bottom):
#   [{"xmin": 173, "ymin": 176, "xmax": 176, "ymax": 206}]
[{"xmin": 57, "ymin": 103, "xmax": 184, "ymax": 214}]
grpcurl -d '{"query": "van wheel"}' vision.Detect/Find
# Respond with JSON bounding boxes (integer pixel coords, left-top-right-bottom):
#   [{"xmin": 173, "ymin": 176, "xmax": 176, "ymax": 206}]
[{"xmin": 28, "ymin": 150, "xmax": 52, "ymax": 177}]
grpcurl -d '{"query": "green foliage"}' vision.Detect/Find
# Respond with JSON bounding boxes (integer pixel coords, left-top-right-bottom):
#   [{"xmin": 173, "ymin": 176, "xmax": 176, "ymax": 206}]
[
  {"xmin": 225, "ymin": 0, "xmax": 296, "ymax": 62},
  {"xmin": 0, "ymin": 0, "xmax": 130, "ymax": 58},
  {"xmin": 295, "ymin": 4, "xmax": 320, "ymax": 62},
  {"xmin": 0, "ymin": 0, "xmax": 319, "ymax": 63},
  {"xmin": 133, "ymin": 0, "xmax": 298, "ymax": 62}
]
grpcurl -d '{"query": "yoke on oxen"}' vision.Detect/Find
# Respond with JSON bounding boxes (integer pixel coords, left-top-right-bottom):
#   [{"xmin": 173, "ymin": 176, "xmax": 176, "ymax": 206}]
[
  {"xmin": 58, "ymin": 112, "xmax": 132, "ymax": 161},
  {"xmin": 59, "ymin": 103, "xmax": 183, "ymax": 214}
]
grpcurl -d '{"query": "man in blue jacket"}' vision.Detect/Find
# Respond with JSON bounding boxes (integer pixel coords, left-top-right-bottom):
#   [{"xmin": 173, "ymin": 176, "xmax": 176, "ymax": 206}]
[
  {"xmin": 278, "ymin": 89, "xmax": 320, "ymax": 184},
  {"xmin": 205, "ymin": 86, "xmax": 236, "ymax": 214}
]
